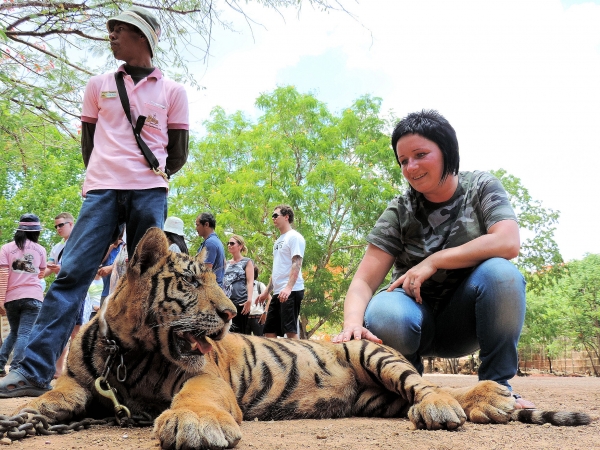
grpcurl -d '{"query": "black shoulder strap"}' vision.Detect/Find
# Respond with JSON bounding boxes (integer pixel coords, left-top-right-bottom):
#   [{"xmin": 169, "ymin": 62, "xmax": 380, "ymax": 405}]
[{"xmin": 114, "ymin": 71, "xmax": 169, "ymax": 180}]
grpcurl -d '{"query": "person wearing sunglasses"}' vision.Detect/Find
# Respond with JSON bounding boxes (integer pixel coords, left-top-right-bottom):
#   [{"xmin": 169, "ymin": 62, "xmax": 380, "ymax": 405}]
[
  {"xmin": 257, "ymin": 205, "xmax": 305, "ymax": 339},
  {"xmin": 44, "ymin": 212, "xmax": 74, "ymax": 277},
  {"xmin": 223, "ymin": 235, "xmax": 254, "ymax": 334}
]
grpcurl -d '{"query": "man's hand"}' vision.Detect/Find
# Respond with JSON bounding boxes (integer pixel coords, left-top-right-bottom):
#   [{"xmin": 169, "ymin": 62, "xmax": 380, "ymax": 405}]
[
  {"xmin": 278, "ymin": 286, "xmax": 292, "ymax": 302},
  {"xmin": 0, "ymin": 303, "xmax": 5, "ymax": 316},
  {"xmin": 97, "ymin": 265, "xmax": 113, "ymax": 278},
  {"xmin": 46, "ymin": 263, "xmax": 60, "ymax": 275},
  {"xmin": 258, "ymin": 313, "xmax": 267, "ymax": 325},
  {"xmin": 256, "ymin": 291, "xmax": 269, "ymax": 305}
]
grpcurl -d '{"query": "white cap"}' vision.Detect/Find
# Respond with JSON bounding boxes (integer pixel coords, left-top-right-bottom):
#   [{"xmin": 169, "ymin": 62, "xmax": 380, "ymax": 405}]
[{"xmin": 163, "ymin": 216, "xmax": 184, "ymax": 236}]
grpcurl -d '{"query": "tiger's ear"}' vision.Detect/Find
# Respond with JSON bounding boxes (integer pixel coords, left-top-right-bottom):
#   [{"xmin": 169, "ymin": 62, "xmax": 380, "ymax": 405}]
[
  {"xmin": 195, "ymin": 247, "xmax": 207, "ymax": 264},
  {"xmin": 129, "ymin": 227, "xmax": 169, "ymax": 275}
]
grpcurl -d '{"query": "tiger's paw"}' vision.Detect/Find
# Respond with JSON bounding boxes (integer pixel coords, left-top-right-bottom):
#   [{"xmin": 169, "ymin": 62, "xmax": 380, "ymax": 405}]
[
  {"xmin": 154, "ymin": 407, "xmax": 242, "ymax": 450},
  {"xmin": 407, "ymin": 391, "xmax": 467, "ymax": 430},
  {"xmin": 454, "ymin": 380, "xmax": 515, "ymax": 424},
  {"xmin": 15, "ymin": 379, "xmax": 89, "ymax": 423}
]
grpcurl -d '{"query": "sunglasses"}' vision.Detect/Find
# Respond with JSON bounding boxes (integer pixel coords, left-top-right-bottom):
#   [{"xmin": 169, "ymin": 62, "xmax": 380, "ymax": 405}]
[
  {"xmin": 272, "ymin": 213, "xmax": 282, "ymax": 219},
  {"xmin": 54, "ymin": 222, "xmax": 70, "ymax": 229},
  {"xmin": 227, "ymin": 241, "xmax": 237, "ymax": 246}
]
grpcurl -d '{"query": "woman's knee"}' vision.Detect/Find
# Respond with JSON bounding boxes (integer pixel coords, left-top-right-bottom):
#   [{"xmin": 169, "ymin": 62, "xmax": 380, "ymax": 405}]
[
  {"xmin": 472, "ymin": 258, "xmax": 525, "ymax": 299},
  {"xmin": 364, "ymin": 290, "xmax": 423, "ymax": 355}
]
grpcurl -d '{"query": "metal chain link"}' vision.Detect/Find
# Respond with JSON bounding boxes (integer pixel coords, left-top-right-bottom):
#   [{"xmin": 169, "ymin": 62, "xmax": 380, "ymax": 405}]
[{"xmin": 0, "ymin": 408, "xmax": 153, "ymax": 443}]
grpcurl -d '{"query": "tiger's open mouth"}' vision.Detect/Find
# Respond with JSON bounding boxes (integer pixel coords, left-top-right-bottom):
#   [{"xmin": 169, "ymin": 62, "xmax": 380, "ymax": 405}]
[{"xmin": 172, "ymin": 328, "xmax": 225, "ymax": 356}]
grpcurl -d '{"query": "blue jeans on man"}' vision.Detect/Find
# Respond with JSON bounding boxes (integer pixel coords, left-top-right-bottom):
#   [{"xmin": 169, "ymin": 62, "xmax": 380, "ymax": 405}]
[
  {"xmin": 0, "ymin": 299, "xmax": 42, "ymax": 372},
  {"xmin": 7, "ymin": 188, "xmax": 167, "ymax": 390},
  {"xmin": 364, "ymin": 258, "xmax": 526, "ymax": 390}
]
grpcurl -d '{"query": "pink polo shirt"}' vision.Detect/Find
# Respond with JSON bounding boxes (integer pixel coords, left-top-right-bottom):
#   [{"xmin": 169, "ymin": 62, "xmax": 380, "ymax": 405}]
[
  {"xmin": 80, "ymin": 65, "xmax": 189, "ymax": 196},
  {"xmin": 0, "ymin": 241, "xmax": 47, "ymax": 302}
]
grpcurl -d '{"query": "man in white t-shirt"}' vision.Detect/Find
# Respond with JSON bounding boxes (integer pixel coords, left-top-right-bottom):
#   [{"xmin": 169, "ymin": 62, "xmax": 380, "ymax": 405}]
[{"xmin": 257, "ymin": 205, "xmax": 305, "ymax": 339}]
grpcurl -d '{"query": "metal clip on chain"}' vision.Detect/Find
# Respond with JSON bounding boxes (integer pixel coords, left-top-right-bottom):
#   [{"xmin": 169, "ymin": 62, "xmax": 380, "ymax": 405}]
[{"xmin": 94, "ymin": 377, "xmax": 131, "ymax": 426}]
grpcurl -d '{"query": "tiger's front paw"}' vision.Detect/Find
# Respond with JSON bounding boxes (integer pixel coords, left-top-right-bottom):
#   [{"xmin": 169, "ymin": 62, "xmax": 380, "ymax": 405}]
[
  {"xmin": 17, "ymin": 378, "xmax": 89, "ymax": 423},
  {"xmin": 407, "ymin": 392, "xmax": 467, "ymax": 430},
  {"xmin": 154, "ymin": 407, "xmax": 242, "ymax": 450},
  {"xmin": 457, "ymin": 380, "xmax": 515, "ymax": 424}
]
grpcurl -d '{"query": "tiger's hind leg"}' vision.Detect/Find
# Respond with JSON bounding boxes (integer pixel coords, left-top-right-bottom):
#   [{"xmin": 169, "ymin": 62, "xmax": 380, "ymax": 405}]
[
  {"xmin": 341, "ymin": 340, "xmax": 466, "ymax": 430},
  {"xmin": 439, "ymin": 380, "xmax": 515, "ymax": 424}
]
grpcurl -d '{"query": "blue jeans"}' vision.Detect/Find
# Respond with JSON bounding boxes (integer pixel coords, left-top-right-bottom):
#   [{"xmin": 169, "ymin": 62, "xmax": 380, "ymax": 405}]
[
  {"xmin": 0, "ymin": 299, "xmax": 42, "ymax": 371},
  {"xmin": 364, "ymin": 258, "xmax": 525, "ymax": 389},
  {"xmin": 13, "ymin": 188, "xmax": 167, "ymax": 388}
]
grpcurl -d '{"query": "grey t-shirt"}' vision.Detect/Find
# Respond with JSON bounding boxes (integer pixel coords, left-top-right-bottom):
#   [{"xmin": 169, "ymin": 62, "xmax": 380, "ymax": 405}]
[
  {"xmin": 223, "ymin": 257, "xmax": 251, "ymax": 305},
  {"xmin": 367, "ymin": 170, "xmax": 517, "ymax": 303}
]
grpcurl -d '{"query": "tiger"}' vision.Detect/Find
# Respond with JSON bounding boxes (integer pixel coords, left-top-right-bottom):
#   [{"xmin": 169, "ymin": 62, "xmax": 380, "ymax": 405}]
[{"xmin": 19, "ymin": 228, "xmax": 591, "ymax": 450}]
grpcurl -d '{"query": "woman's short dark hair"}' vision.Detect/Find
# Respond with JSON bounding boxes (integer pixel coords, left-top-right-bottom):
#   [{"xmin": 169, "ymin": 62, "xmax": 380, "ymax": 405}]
[
  {"xmin": 390, "ymin": 109, "xmax": 460, "ymax": 184},
  {"xmin": 14, "ymin": 231, "xmax": 40, "ymax": 250}
]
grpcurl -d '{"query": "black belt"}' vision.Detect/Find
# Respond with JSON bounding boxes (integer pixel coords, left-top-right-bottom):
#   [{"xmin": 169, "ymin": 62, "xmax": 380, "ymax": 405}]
[{"xmin": 248, "ymin": 314, "xmax": 263, "ymax": 319}]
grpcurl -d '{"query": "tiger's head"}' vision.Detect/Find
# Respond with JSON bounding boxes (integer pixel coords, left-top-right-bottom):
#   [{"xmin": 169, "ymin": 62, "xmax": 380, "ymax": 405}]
[{"xmin": 99, "ymin": 227, "xmax": 236, "ymax": 373}]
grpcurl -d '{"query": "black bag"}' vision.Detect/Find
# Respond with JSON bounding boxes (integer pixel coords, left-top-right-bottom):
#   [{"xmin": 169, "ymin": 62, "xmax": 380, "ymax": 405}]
[{"xmin": 114, "ymin": 71, "xmax": 169, "ymax": 181}]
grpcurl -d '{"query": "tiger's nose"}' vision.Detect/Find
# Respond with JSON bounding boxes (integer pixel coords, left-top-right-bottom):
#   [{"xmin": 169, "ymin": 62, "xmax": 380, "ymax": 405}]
[{"xmin": 218, "ymin": 308, "xmax": 236, "ymax": 323}]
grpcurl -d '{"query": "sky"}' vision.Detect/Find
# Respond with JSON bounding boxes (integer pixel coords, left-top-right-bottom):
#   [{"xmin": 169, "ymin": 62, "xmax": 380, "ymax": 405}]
[{"xmin": 181, "ymin": 0, "xmax": 600, "ymax": 262}]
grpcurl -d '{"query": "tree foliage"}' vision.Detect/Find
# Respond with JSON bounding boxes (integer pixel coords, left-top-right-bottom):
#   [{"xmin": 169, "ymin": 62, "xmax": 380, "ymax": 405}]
[
  {"xmin": 171, "ymin": 86, "xmax": 402, "ymax": 337},
  {"xmin": 491, "ymin": 169, "xmax": 564, "ymax": 291},
  {"xmin": 0, "ymin": 0, "xmax": 348, "ymax": 135},
  {"xmin": 0, "ymin": 107, "xmax": 84, "ymax": 249}
]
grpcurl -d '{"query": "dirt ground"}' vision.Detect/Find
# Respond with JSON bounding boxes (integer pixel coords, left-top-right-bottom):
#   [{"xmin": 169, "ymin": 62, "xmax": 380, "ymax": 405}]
[{"xmin": 0, "ymin": 374, "xmax": 598, "ymax": 450}]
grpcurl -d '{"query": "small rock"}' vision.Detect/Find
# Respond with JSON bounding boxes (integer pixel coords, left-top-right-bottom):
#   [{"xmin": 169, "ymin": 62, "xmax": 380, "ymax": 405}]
[
  {"xmin": 0, "ymin": 438, "xmax": 11, "ymax": 445},
  {"xmin": 122, "ymin": 434, "xmax": 129, "ymax": 439},
  {"xmin": 316, "ymin": 435, "xmax": 327, "ymax": 439}
]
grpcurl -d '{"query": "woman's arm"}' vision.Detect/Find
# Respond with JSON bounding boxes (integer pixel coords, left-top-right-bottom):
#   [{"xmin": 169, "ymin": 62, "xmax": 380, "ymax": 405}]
[
  {"xmin": 389, "ymin": 219, "xmax": 520, "ymax": 303},
  {"xmin": 331, "ymin": 244, "xmax": 396, "ymax": 343},
  {"xmin": 242, "ymin": 260, "xmax": 255, "ymax": 315}
]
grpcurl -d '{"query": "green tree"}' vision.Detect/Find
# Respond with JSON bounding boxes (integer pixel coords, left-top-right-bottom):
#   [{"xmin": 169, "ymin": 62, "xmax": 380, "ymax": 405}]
[
  {"xmin": 491, "ymin": 169, "xmax": 564, "ymax": 291},
  {"xmin": 0, "ymin": 108, "xmax": 83, "ymax": 249},
  {"xmin": 171, "ymin": 86, "xmax": 402, "ymax": 337},
  {"xmin": 560, "ymin": 254, "xmax": 600, "ymax": 376},
  {"xmin": 1, "ymin": 0, "xmax": 349, "ymax": 135}
]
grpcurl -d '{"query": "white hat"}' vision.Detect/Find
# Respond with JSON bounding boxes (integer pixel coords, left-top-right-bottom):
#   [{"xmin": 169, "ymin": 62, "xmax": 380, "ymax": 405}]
[{"xmin": 163, "ymin": 216, "xmax": 184, "ymax": 236}]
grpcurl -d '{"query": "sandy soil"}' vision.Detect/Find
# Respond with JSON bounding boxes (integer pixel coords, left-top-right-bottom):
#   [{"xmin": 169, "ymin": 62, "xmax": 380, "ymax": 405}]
[{"xmin": 0, "ymin": 374, "xmax": 598, "ymax": 450}]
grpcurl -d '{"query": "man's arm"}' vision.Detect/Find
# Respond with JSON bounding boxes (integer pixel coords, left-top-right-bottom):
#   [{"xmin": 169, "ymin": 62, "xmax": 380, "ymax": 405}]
[
  {"xmin": 81, "ymin": 122, "xmax": 96, "ymax": 168},
  {"xmin": 278, "ymin": 255, "xmax": 303, "ymax": 302},
  {"xmin": 165, "ymin": 129, "xmax": 189, "ymax": 176}
]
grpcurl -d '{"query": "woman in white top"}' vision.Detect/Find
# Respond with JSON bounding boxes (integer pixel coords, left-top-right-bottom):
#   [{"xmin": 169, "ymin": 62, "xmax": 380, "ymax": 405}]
[
  {"xmin": 246, "ymin": 265, "xmax": 271, "ymax": 336},
  {"xmin": 163, "ymin": 216, "xmax": 188, "ymax": 254}
]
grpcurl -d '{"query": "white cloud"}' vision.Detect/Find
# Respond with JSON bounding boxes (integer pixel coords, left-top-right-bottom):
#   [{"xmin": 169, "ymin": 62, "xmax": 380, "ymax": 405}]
[{"xmin": 183, "ymin": 0, "xmax": 600, "ymax": 261}]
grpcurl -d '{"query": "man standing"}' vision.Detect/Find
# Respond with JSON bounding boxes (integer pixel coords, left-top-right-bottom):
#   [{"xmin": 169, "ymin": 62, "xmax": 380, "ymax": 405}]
[
  {"xmin": 0, "ymin": 6, "xmax": 189, "ymax": 397},
  {"xmin": 258, "ymin": 205, "xmax": 305, "ymax": 339},
  {"xmin": 44, "ymin": 213, "xmax": 74, "ymax": 278},
  {"xmin": 195, "ymin": 212, "xmax": 225, "ymax": 289}
]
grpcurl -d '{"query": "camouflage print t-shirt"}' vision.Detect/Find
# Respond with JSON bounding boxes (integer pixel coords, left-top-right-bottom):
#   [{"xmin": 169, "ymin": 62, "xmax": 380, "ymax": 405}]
[{"xmin": 367, "ymin": 171, "xmax": 517, "ymax": 303}]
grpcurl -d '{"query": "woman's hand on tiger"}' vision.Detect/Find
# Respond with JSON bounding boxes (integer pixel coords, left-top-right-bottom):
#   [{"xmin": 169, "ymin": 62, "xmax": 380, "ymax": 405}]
[{"xmin": 331, "ymin": 326, "xmax": 382, "ymax": 344}]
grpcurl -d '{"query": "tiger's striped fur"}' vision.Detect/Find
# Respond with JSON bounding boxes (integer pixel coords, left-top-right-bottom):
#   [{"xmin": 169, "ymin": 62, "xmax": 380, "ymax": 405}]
[{"xmin": 21, "ymin": 228, "xmax": 591, "ymax": 450}]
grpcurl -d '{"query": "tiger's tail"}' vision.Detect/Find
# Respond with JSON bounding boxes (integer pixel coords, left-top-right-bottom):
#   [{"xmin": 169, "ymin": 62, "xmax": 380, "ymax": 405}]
[{"xmin": 511, "ymin": 409, "xmax": 592, "ymax": 426}]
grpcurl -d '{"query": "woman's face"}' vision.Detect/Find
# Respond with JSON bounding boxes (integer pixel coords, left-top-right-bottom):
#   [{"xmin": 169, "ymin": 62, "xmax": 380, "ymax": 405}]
[
  {"xmin": 227, "ymin": 239, "xmax": 240, "ymax": 255},
  {"xmin": 395, "ymin": 134, "xmax": 449, "ymax": 201}
]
